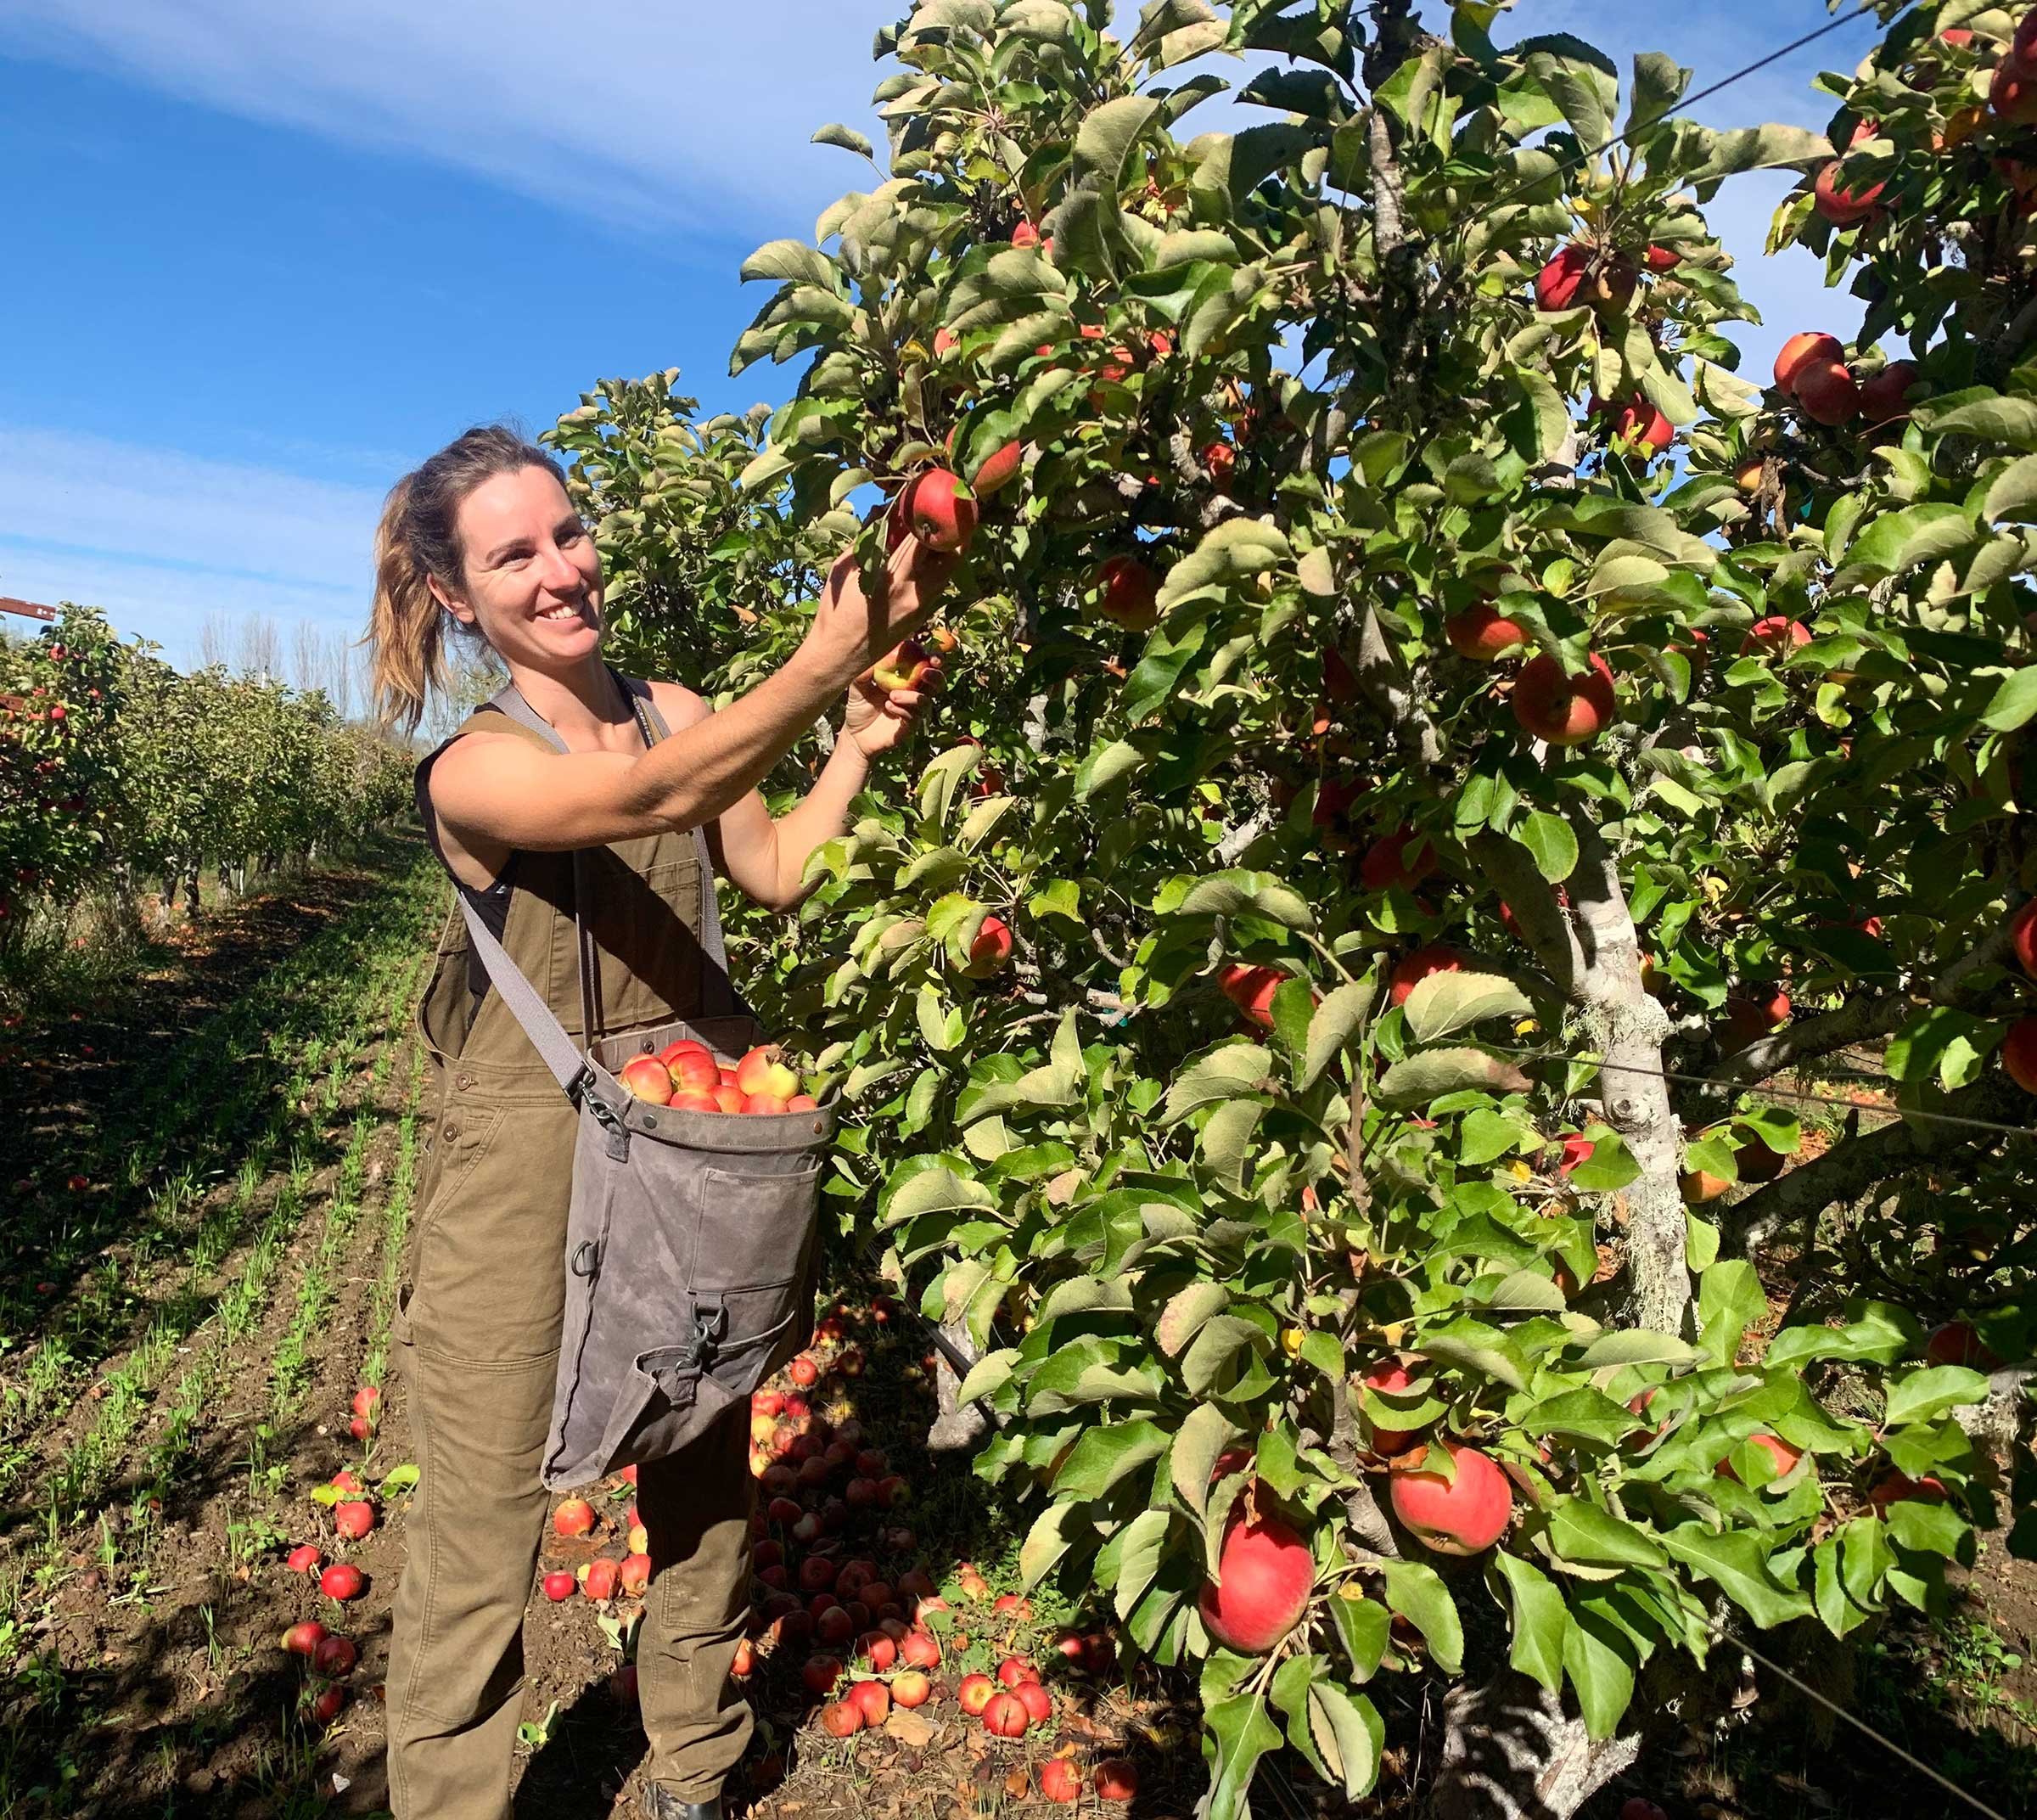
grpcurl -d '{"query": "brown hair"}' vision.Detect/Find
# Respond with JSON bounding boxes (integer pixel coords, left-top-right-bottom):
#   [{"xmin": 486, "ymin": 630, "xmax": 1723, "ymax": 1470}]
[{"xmin": 364, "ymin": 424, "xmax": 570, "ymax": 734}]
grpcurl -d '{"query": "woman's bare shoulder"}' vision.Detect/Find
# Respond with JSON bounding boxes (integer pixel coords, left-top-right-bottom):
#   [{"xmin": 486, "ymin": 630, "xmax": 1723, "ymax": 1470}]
[{"xmin": 643, "ymin": 677, "xmax": 712, "ymax": 731}]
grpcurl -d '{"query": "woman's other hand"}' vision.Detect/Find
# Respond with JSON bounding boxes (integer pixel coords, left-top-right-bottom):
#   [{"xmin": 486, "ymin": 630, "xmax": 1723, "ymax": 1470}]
[{"xmin": 843, "ymin": 651, "xmax": 944, "ymax": 760}]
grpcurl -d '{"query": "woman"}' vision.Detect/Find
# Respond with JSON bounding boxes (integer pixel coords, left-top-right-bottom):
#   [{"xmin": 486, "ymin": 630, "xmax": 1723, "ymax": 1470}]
[{"xmin": 365, "ymin": 424, "xmax": 952, "ymax": 1820}]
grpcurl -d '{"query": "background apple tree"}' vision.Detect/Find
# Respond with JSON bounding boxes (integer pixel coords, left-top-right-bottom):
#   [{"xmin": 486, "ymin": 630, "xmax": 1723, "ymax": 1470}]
[{"xmin": 551, "ymin": 1, "xmax": 2037, "ymax": 1811}]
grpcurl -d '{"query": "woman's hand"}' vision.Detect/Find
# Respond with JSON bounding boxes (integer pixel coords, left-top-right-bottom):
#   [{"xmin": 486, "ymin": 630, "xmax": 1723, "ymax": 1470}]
[{"xmin": 842, "ymin": 656, "xmax": 944, "ymax": 761}]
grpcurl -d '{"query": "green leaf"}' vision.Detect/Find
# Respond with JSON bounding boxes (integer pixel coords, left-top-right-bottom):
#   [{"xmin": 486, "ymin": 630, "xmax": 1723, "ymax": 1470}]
[
  {"xmin": 1074, "ymin": 94, "xmax": 1164, "ymax": 188},
  {"xmin": 1199, "ymin": 1683, "xmax": 1282, "ymax": 1820},
  {"xmin": 1301, "ymin": 980, "xmax": 1370, "ymax": 1089},
  {"xmin": 956, "ymin": 1348, "xmax": 1019, "ymax": 1406},
  {"xmin": 811, "ymin": 123, "xmax": 876, "ymax": 160},
  {"xmin": 1382, "ymin": 1559, "xmax": 1463, "ymax": 1674},
  {"xmin": 1176, "ymin": 868, "xmax": 1316, "ymax": 930},
  {"xmin": 1885, "ymin": 1365, "xmax": 1989, "ymax": 1426},
  {"xmin": 1170, "ymin": 1401, "xmax": 1237, "ymax": 1519},
  {"xmin": 1156, "ymin": 1281, "xmax": 1231, "ymax": 1357},
  {"xmin": 1663, "ymin": 1525, "xmax": 1815, "ymax": 1628},
  {"xmin": 1916, "ymin": 390, "xmax": 2037, "ymax": 447},
  {"xmin": 1019, "ymin": 1501, "xmax": 1091, "ymax": 1591},
  {"xmin": 1697, "ymin": 1259, "xmax": 1766, "ymax": 1365},
  {"xmin": 1403, "ymin": 971, "xmax": 1533, "ymax": 1043},
  {"xmin": 1378, "ymin": 1047, "xmax": 1532, "ymax": 1104},
  {"xmin": 1490, "ymin": 1552, "xmax": 1569, "ymax": 1692},
  {"xmin": 1547, "ymin": 1497, "xmax": 1667, "ymax": 1570},
  {"xmin": 1308, "ymin": 1681, "xmax": 1383, "ymax": 1799},
  {"xmin": 1833, "ymin": 502, "xmax": 1977, "ymax": 585},
  {"xmin": 1054, "ymin": 1419, "xmax": 1170, "ymax": 1499},
  {"xmin": 1327, "ymin": 1588, "xmax": 1390, "ymax": 1682},
  {"xmin": 1182, "ymin": 1315, "xmax": 1268, "ymax": 1396},
  {"xmin": 1516, "ymin": 810, "xmax": 1579, "ymax": 883},
  {"xmin": 1679, "ymin": 121, "xmax": 1831, "ymax": 182},
  {"xmin": 1521, "ymin": 42, "xmax": 1619, "ymax": 149},
  {"xmin": 1161, "ymin": 1044, "xmax": 1270, "ymax": 1123},
  {"xmin": 1981, "ymin": 669, "xmax": 2037, "ymax": 733},
  {"xmin": 1112, "ymin": 1508, "xmax": 1176, "ymax": 1622},
  {"xmin": 738, "ymin": 239, "xmax": 838, "ymax": 287},
  {"xmin": 1562, "ymin": 1598, "xmax": 1636, "ymax": 1739},
  {"xmin": 1984, "ymin": 453, "xmax": 2037, "ymax": 522}
]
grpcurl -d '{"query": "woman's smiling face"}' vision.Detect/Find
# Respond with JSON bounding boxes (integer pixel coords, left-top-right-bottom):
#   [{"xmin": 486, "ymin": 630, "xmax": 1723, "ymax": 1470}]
[{"xmin": 432, "ymin": 465, "xmax": 603, "ymax": 666}]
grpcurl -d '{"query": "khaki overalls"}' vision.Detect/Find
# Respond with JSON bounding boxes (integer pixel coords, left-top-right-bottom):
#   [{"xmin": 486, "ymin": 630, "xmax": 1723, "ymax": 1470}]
[{"xmin": 387, "ymin": 694, "xmax": 753, "ymax": 1819}]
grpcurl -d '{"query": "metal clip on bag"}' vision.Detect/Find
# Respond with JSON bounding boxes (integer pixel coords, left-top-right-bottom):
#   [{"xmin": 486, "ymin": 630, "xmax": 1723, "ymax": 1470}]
[{"xmin": 455, "ymin": 678, "xmax": 834, "ymax": 1491}]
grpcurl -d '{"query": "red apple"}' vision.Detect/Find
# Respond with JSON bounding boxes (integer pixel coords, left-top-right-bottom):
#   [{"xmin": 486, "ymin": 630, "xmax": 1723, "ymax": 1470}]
[
  {"xmin": 1198, "ymin": 1508, "xmax": 1313, "ymax": 1653},
  {"xmin": 1388, "ymin": 945, "xmax": 1464, "ymax": 1008},
  {"xmin": 1217, "ymin": 961, "xmax": 1284, "ymax": 1030},
  {"xmin": 553, "ymin": 1497, "xmax": 597, "ymax": 1539},
  {"xmin": 351, "ymin": 1385, "xmax": 380, "ymax": 1420},
  {"xmin": 1513, "ymin": 653, "xmax": 1617, "ymax": 746},
  {"xmin": 872, "ymin": 639, "xmax": 934, "ymax": 692},
  {"xmin": 1858, "ymin": 360, "xmax": 1918, "ymax": 426},
  {"xmin": 319, "ymin": 1563, "xmax": 365, "ymax": 1602},
  {"xmin": 964, "ymin": 915, "xmax": 1013, "ymax": 979},
  {"xmin": 1388, "ymin": 1442, "xmax": 1512, "ymax": 1554},
  {"xmin": 286, "ymin": 1543, "xmax": 323, "ymax": 1575},
  {"xmin": 1011, "ymin": 221, "xmax": 1041, "ymax": 249},
  {"xmin": 736, "ymin": 1044, "xmax": 800, "ymax": 1100},
  {"xmin": 1533, "ymin": 243, "xmax": 1635, "ymax": 315},
  {"xmin": 1928, "ymin": 1320, "xmax": 2004, "ymax": 1371},
  {"xmin": 957, "ymin": 1671, "xmax": 996, "ymax": 1716},
  {"xmin": 1360, "ymin": 828, "xmax": 1438, "ymax": 891},
  {"xmin": 903, "ymin": 468, "xmax": 978, "ymax": 552},
  {"xmin": 1793, "ymin": 357, "xmax": 1860, "ymax": 425},
  {"xmin": 1095, "ymin": 1758, "xmax": 1140, "ymax": 1802},
  {"xmin": 1444, "ymin": 600, "xmax": 1528, "ymax": 661},
  {"xmin": 1359, "ymin": 1357, "xmax": 1424, "ymax": 1456},
  {"xmin": 891, "ymin": 1668, "xmax": 931, "ymax": 1708},
  {"xmin": 1014, "ymin": 1679, "xmax": 1052, "ymax": 1723},
  {"xmin": 1992, "ymin": 59, "xmax": 2037, "ymax": 126},
  {"xmin": 1094, "ymin": 555, "xmax": 1163, "ymax": 630},
  {"xmin": 1643, "ymin": 244, "xmax": 1682, "ymax": 272},
  {"xmin": 313, "ymin": 1633, "xmax": 357, "ymax": 1677},
  {"xmin": 802, "ymin": 1653, "xmax": 845, "ymax": 1696},
  {"xmin": 579, "ymin": 1558, "xmax": 620, "ymax": 1601},
  {"xmin": 1715, "ymin": 1432, "xmax": 1803, "ymax": 1483},
  {"xmin": 819, "ymin": 1697, "xmax": 864, "ymax": 1737},
  {"xmin": 618, "ymin": 1055, "xmax": 673, "ymax": 1104},
  {"xmin": 1723, "ymin": 989, "xmax": 1790, "ymax": 1048},
  {"xmin": 1740, "ymin": 615, "xmax": 1810, "ymax": 659},
  {"xmin": 542, "ymin": 1570, "xmax": 576, "ymax": 1601},
  {"xmin": 1593, "ymin": 392, "xmax": 1674, "ymax": 452},
  {"xmin": 308, "ymin": 1684, "xmax": 345, "ymax": 1725},
  {"xmin": 1041, "ymin": 1757, "xmax": 1083, "ymax": 1803},
  {"xmin": 334, "ymin": 1500, "xmax": 374, "ymax": 1541},
  {"xmin": 1774, "ymin": 331, "xmax": 1843, "ymax": 390},
  {"xmin": 974, "ymin": 440, "xmax": 1024, "ymax": 497},
  {"xmin": 996, "ymin": 1654, "xmax": 1039, "ymax": 1688},
  {"xmin": 1866, "ymin": 1470, "xmax": 1948, "ymax": 1515},
  {"xmin": 282, "ymin": 1620, "xmax": 328, "ymax": 1656},
  {"xmin": 2004, "ymin": 1015, "xmax": 2037, "ymax": 1093},
  {"xmin": 1813, "ymin": 156, "xmax": 1883, "ymax": 228},
  {"xmin": 847, "ymin": 1679, "xmax": 890, "ymax": 1726},
  {"xmin": 620, "ymin": 1553, "xmax": 653, "ymax": 1597},
  {"xmin": 982, "ymin": 1689, "xmax": 1030, "ymax": 1738}
]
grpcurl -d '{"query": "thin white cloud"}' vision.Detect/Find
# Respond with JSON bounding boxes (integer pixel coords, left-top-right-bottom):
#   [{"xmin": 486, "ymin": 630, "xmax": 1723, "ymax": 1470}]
[
  {"xmin": 0, "ymin": 428, "xmax": 379, "ymax": 662},
  {"xmin": 0, "ymin": 0, "xmax": 889, "ymax": 236}
]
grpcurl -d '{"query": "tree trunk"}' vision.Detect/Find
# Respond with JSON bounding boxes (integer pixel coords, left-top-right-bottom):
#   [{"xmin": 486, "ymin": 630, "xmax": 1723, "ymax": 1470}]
[
  {"xmin": 1568, "ymin": 821, "xmax": 1690, "ymax": 1334},
  {"xmin": 1426, "ymin": 1674, "xmax": 1640, "ymax": 1820},
  {"xmin": 926, "ymin": 1317, "xmax": 988, "ymax": 1452}
]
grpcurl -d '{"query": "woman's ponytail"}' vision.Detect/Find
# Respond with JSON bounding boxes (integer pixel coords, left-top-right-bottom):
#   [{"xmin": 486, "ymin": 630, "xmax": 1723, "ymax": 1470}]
[{"xmin": 361, "ymin": 424, "xmax": 570, "ymax": 737}]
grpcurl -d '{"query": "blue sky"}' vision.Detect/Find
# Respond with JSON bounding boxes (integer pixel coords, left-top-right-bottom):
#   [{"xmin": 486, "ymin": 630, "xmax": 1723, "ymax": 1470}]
[{"xmin": 0, "ymin": 1, "xmax": 1883, "ymax": 677}]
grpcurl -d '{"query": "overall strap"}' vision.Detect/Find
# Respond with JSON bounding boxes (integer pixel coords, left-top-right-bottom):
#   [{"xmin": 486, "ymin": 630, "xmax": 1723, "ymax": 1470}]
[{"xmin": 612, "ymin": 675, "xmax": 740, "ymax": 1020}]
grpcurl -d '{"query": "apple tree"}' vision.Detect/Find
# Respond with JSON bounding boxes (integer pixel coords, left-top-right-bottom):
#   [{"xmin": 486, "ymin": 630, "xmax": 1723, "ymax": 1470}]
[{"xmin": 559, "ymin": 2, "xmax": 2034, "ymax": 1811}]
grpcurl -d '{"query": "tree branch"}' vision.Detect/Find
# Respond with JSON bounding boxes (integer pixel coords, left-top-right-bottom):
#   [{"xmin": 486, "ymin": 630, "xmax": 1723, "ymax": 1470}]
[
  {"xmin": 1714, "ymin": 918, "xmax": 2021, "ymax": 1086},
  {"xmin": 1728, "ymin": 1073, "xmax": 2023, "ymax": 1249}
]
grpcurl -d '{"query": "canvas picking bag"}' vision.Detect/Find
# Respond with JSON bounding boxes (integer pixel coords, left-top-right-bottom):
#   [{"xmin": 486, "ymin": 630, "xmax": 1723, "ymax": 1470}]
[{"xmin": 455, "ymin": 677, "xmax": 835, "ymax": 1491}]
